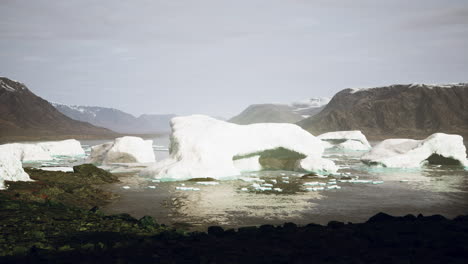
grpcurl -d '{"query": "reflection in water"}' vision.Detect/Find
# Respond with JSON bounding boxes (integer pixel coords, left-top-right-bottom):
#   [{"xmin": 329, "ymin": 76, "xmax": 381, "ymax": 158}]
[{"xmin": 28, "ymin": 136, "xmax": 468, "ymax": 230}]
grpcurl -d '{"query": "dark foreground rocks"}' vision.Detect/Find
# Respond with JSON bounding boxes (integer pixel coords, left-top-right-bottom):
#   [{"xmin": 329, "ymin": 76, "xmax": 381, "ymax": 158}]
[
  {"xmin": 1, "ymin": 166, "xmax": 467, "ymax": 263},
  {"xmin": 1, "ymin": 212, "xmax": 467, "ymax": 263}
]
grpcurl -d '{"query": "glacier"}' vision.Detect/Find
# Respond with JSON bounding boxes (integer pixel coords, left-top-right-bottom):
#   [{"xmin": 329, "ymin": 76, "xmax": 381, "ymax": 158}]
[
  {"xmin": 361, "ymin": 133, "xmax": 468, "ymax": 168},
  {"xmin": 142, "ymin": 115, "xmax": 337, "ymax": 180}
]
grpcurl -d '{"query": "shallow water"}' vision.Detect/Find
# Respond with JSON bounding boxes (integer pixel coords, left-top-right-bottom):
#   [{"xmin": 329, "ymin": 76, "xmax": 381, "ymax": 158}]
[{"xmin": 29, "ymin": 137, "xmax": 468, "ymax": 230}]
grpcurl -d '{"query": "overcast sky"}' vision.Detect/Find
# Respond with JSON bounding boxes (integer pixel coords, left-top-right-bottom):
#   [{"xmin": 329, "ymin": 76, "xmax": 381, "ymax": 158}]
[{"xmin": 1, "ymin": 0, "xmax": 467, "ymax": 118}]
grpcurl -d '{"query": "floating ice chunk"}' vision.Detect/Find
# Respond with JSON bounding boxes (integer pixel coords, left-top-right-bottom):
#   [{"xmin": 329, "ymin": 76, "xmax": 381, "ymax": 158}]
[
  {"xmin": 361, "ymin": 133, "xmax": 468, "ymax": 168},
  {"xmin": 349, "ymin": 179, "xmax": 373, "ymax": 184},
  {"xmin": 273, "ymin": 188, "xmax": 283, "ymax": 192},
  {"xmin": 372, "ymin": 181, "xmax": 384, "ymax": 184},
  {"xmin": 88, "ymin": 136, "xmax": 156, "ymax": 164},
  {"xmin": 196, "ymin": 181, "xmax": 219, "ymax": 185},
  {"xmin": 142, "ymin": 115, "xmax": 337, "ymax": 180},
  {"xmin": 40, "ymin": 167, "xmax": 74, "ymax": 172},
  {"xmin": 37, "ymin": 139, "xmax": 85, "ymax": 157},
  {"xmin": 257, "ymin": 186, "xmax": 272, "ymax": 191},
  {"xmin": 303, "ymin": 182, "xmax": 326, "ymax": 186},
  {"xmin": 283, "ymin": 180, "xmax": 290, "ymax": 184},
  {"xmin": 281, "ymin": 176, "xmax": 289, "ymax": 180},
  {"xmin": 176, "ymin": 186, "xmax": 200, "ymax": 191},
  {"xmin": 326, "ymin": 185, "xmax": 341, "ymax": 190},
  {"xmin": 122, "ymin": 186, "xmax": 131, "ymax": 189},
  {"xmin": 241, "ymin": 188, "xmax": 248, "ymax": 191},
  {"xmin": 271, "ymin": 179, "xmax": 277, "ymax": 184},
  {"xmin": 180, "ymin": 183, "xmax": 185, "ymax": 186},
  {"xmin": 240, "ymin": 177, "xmax": 265, "ymax": 182},
  {"xmin": 318, "ymin": 131, "xmax": 371, "ymax": 151},
  {"xmin": 280, "ymin": 173, "xmax": 286, "ymax": 176},
  {"xmin": 151, "ymin": 179, "xmax": 161, "ymax": 183},
  {"xmin": 306, "ymin": 187, "xmax": 325, "ymax": 191},
  {"xmin": 0, "ymin": 152, "xmax": 31, "ymax": 189},
  {"xmin": 262, "ymin": 183, "xmax": 273, "ymax": 187},
  {"xmin": 148, "ymin": 186, "xmax": 156, "ymax": 189}
]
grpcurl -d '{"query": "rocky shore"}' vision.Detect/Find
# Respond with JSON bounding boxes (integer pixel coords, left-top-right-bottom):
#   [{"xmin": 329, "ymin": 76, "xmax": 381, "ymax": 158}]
[{"xmin": 0, "ymin": 165, "xmax": 467, "ymax": 263}]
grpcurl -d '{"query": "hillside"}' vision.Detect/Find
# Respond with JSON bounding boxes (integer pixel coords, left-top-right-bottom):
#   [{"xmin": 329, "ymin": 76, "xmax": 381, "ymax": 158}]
[
  {"xmin": 298, "ymin": 84, "xmax": 468, "ymax": 139},
  {"xmin": 0, "ymin": 77, "xmax": 115, "ymax": 142}
]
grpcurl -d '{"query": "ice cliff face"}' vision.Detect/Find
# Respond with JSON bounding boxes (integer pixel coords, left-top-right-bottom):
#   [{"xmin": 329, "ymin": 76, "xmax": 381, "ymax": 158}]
[
  {"xmin": 143, "ymin": 115, "xmax": 337, "ymax": 180},
  {"xmin": 361, "ymin": 133, "xmax": 468, "ymax": 168}
]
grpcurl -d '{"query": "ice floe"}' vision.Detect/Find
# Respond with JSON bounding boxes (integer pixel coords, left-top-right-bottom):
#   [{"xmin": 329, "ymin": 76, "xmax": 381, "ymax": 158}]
[{"xmin": 361, "ymin": 133, "xmax": 468, "ymax": 168}]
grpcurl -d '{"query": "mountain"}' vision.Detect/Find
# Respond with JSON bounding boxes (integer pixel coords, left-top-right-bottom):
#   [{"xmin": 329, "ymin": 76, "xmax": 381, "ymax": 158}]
[
  {"xmin": 229, "ymin": 97, "xmax": 330, "ymax": 125},
  {"xmin": 52, "ymin": 103, "xmax": 175, "ymax": 134},
  {"xmin": 0, "ymin": 77, "xmax": 115, "ymax": 142},
  {"xmin": 298, "ymin": 84, "xmax": 468, "ymax": 139}
]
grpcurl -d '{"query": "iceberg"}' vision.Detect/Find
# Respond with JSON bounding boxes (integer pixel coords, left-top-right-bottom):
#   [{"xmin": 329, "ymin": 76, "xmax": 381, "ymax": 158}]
[
  {"xmin": 87, "ymin": 136, "xmax": 156, "ymax": 164},
  {"xmin": 318, "ymin": 131, "xmax": 371, "ymax": 151},
  {"xmin": 361, "ymin": 133, "xmax": 468, "ymax": 168},
  {"xmin": 0, "ymin": 152, "xmax": 31, "ymax": 189},
  {"xmin": 0, "ymin": 139, "xmax": 85, "ymax": 162},
  {"xmin": 37, "ymin": 139, "xmax": 85, "ymax": 157},
  {"xmin": 142, "ymin": 115, "xmax": 336, "ymax": 180}
]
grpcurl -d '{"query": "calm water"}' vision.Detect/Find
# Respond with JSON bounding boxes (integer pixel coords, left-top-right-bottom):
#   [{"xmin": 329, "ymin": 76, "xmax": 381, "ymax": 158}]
[{"xmin": 31, "ymin": 137, "xmax": 468, "ymax": 230}]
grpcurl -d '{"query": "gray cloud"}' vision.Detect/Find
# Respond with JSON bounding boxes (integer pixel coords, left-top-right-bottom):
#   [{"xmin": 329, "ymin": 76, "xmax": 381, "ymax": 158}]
[{"xmin": 0, "ymin": 0, "xmax": 467, "ymax": 118}]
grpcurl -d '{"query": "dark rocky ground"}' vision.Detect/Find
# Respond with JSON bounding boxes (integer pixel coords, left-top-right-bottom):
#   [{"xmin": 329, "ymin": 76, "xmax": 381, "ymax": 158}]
[{"xmin": 1, "ymin": 165, "xmax": 467, "ymax": 263}]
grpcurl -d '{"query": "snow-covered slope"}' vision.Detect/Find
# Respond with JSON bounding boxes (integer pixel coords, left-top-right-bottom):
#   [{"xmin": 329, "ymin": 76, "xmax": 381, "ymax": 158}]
[
  {"xmin": 143, "ymin": 115, "xmax": 337, "ymax": 180},
  {"xmin": 318, "ymin": 131, "xmax": 371, "ymax": 151},
  {"xmin": 52, "ymin": 103, "xmax": 175, "ymax": 134},
  {"xmin": 361, "ymin": 133, "xmax": 468, "ymax": 168},
  {"xmin": 229, "ymin": 97, "xmax": 330, "ymax": 125},
  {"xmin": 87, "ymin": 136, "xmax": 156, "ymax": 164},
  {"xmin": 0, "ymin": 152, "xmax": 31, "ymax": 189}
]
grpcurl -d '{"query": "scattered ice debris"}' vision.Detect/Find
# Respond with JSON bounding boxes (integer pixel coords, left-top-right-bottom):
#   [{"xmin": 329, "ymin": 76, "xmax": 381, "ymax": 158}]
[
  {"xmin": 196, "ymin": 181, "xmax": 219, "ymax": 185},
  {"xmin": 240, "ymin": 177, "xmax": 265, "ymax": 183},
  {"xmin": 176, "ymin": 186, "xmax": 200, "ymax": 191},
  {"xmin": 148, "ymin": 186, "xmax": 156, "ymax": 189},
  {"xmin": 251, "ymin": 183, "xmax": 272, "ymax": 191},
  {"xmin": 326, "ymin": 185, "xmax": 341, "ymax": 190},
  {"xmin": 273, "ymin": 188, "xmax": 283, "ymax": 192},
  {"xmin": 241, "ymin": 188, "xmax": 248, "ymax": 191},
  {"xmin": 271, "ymin": 179, "xmax": 277, "ymax": 184},
  {"xmin": 306, "ymin": 187, "xmax": 325, "ymax": 191},
  {"xmin": 303, "ymin": 182, "xmax": 326, "ymax": 186},
  {"xmin": 122, "ymin": 186, "xmax": 131, "ymax": 189},
  {"xmin": 261, "ymin": 183, "xmax": 273, "ymax": 187}
]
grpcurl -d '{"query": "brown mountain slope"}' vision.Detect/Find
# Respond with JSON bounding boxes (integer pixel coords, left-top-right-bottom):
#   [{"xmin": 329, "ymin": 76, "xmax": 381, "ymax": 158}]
[
  {"xmin": 0, "ymin": 77, "xmax": 116, "ymax": 142},
  {"xmin": 298, "ymin": 84, "xmax": 468, "ymax": 139}
]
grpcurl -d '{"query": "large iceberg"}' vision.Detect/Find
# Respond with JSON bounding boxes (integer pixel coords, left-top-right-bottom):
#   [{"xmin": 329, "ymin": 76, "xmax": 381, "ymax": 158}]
[
  {"xmin": 318, "ymin": 131, "xmax": 371, "ymax": 151},
  {"xmin": 0, "ymin": 139, "xmax": 85, "ymax": 162},
  {"xmin": 87, "ymin": 136, "xmax": 156, "ymax": 164},
  {"xmin": 0, "ymin": 152, "xmax": 31, "ymax": 189},
  {"xmin": 143, "ymin": 115, "xmax": 337, "ymax": 180},
  {"xmin": 361, "ymin": 133, "xmax": 468, "ymax": 168}
]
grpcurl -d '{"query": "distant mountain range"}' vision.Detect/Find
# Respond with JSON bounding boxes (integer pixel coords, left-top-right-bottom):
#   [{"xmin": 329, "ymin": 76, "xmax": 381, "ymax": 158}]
[
  {"xmin": 229, "ymin": 97, "xmax": 330, "ymax": 124},
  {"xmin": 52, "ymin": 103, "xmax": 176, "ymax": 134},
  {"xmin": 0, "ymin": 77, "xmax": 115, "ymax": 142},
  {"xmin": 298, "ymin": 84, "xmax": 468, "ymax": 139}
]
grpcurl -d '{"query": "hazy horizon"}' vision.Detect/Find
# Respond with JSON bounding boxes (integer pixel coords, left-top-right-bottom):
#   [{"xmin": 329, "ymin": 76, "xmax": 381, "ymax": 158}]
[{"xmin": 1, "ymin": 0, "xmax": 467, "ymax": 118}]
